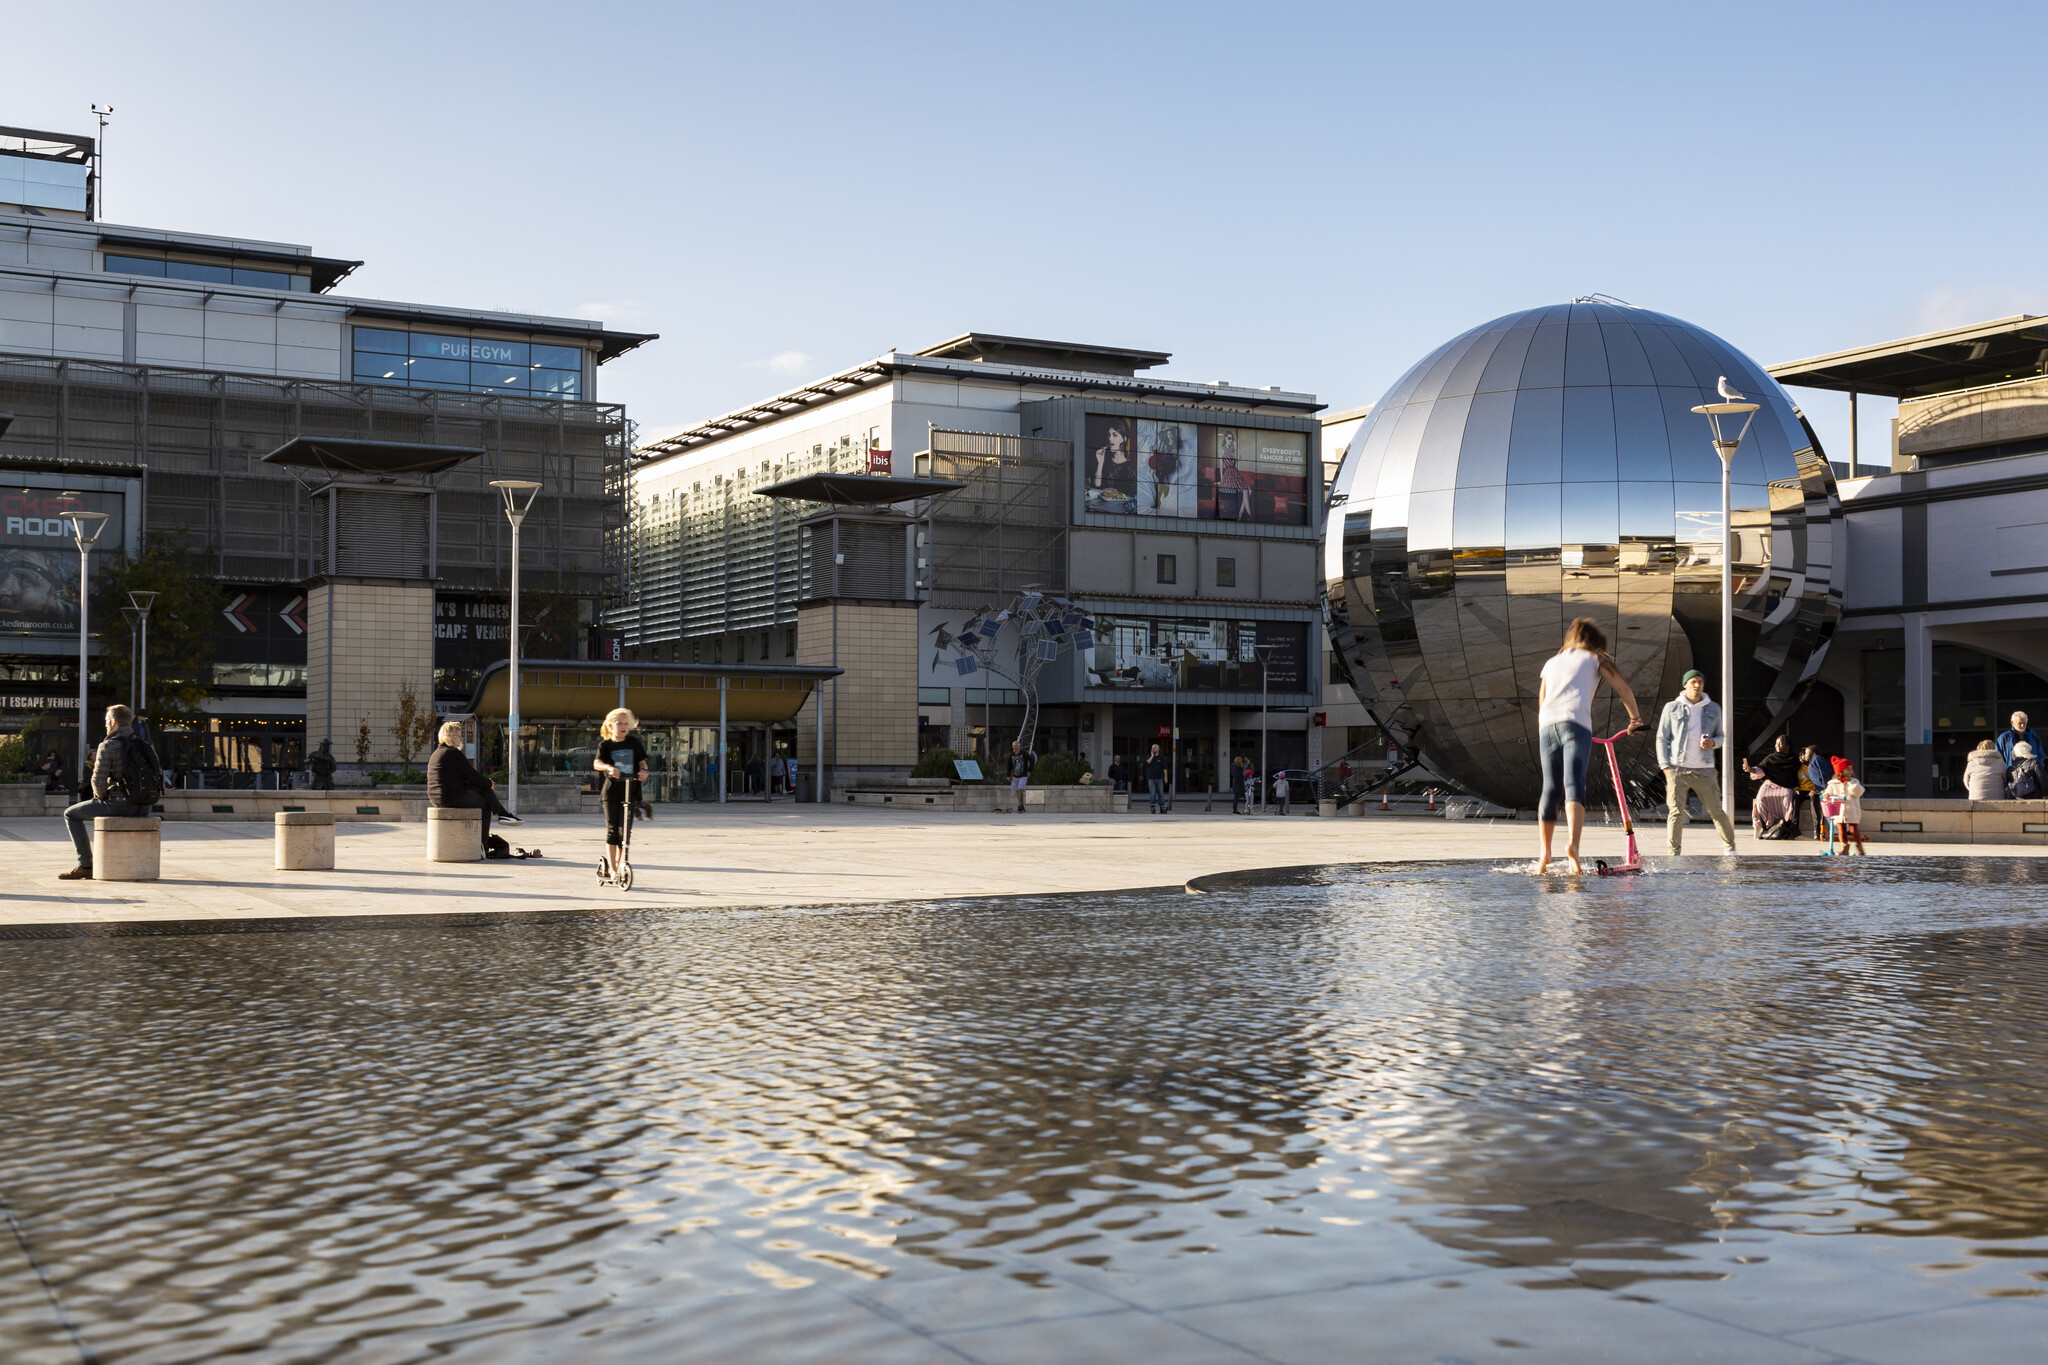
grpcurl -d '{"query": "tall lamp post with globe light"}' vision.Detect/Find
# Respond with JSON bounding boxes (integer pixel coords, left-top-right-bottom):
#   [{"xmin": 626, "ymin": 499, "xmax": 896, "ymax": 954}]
[
  {"xmin": 1693, "ymin": 381, "xmax": 1759, "ymax": 819},
  {"xmin": 491, "ymin": 479, "xmax": 542, "ymax": 816},
  {"xmin": 61, "ymin": 508, "xmax": 111, "ymax": 787}
]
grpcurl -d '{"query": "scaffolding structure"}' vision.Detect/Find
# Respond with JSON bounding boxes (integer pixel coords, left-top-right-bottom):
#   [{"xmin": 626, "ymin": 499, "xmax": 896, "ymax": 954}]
[
  {"xmin": 917, "ymin": 428, "xmax": 1070, "ymax": 609},
  {"xmin": 0, "ymin": 354, "xmax": 628, "ymax": 595}
]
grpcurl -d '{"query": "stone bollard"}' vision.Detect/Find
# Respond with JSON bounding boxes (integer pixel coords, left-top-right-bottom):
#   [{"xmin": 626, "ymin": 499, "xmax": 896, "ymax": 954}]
[
  {"xmin": 1317, "ymin": 798, "xmax": 1338, "ymax": 819},
  {"xmin": 93, "ymin": 815, "xmax": 162, "ymax": 881},
  {"xmin": 426, "ymin": 806, "xmax": 484, "ymax": 862},
  {"xmin": 275, "ymin": 810, "xmax": 336, "ymax": 870}
]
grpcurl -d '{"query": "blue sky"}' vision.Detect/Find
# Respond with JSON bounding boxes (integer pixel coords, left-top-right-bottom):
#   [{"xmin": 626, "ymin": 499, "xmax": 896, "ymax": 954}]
[{"xmin": 15, "ymin": 1, "xmax": 2047, "ymax": 463}]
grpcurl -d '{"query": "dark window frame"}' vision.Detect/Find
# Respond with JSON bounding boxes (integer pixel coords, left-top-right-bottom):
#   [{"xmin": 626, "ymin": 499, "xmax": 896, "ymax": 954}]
[{"xmin": 1156, "ymin": 553, "xmax": 1177, "ymax": 585}]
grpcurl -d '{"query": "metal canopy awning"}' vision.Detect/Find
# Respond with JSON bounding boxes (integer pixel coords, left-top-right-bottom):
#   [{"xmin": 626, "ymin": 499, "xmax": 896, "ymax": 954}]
[
  {"xmin": 261, "ymin": 436, "xmax": 486, "ymax": 478},
  {"xmin": 754, "ymin": 472, "xmax": 964, "ymax": 505},
  {"xmin": 461, "ymin": 659, "xmax": 842, "ymax": 725},
  {"xmin": 1769, "ymin": 314, "xmax": 2048, "ymax": 399}
]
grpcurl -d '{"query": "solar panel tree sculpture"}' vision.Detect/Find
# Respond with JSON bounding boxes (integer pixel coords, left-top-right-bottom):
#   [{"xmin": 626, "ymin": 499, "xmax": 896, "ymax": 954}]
[{"xmin": 930, "ymin": 589, "xmax": 1096, "ymax": 763}]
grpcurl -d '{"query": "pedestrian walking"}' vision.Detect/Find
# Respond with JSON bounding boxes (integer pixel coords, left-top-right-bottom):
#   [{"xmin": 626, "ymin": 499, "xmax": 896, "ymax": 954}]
[
  {"xmin": 1242, "ymin": 760, "xmax": 1257, "ymax": 815},
  {"xmin": 594, "ymin": 708, "xmax": 648, "ymax": 878},
  {"xmin": 428, "ymin": 719, "xmax": 523, "ymax": 857},
  {"xmin": 1824, "ymin": 757, "xmax": 1868, "ymax": 855},
  {"xmin": 1799, "ymin": 745, "xmax": 1830, "ymax": 839},
  {"xmin": 1230, "ymin": 756, "xmax": 1247, "ymax": 813},
  {"xmin": 1996, "ymin": 711, "xmax": 2045, "ymax": 769},
  {"xmin": 1965, "ymin": 739, "xmax": 2007, "ymax": 801},
  {"xmin": 1145, "ymin": 743, "xmax": 1169, "ymax": 814},
  {"xmin": 1273, "ymin": 769, "xmax": 1290, "ymax": 816},
  {"xmin": 57, "ymin": 704, "xmax": 164, "ymax": 880},
  {"xmin": 1655, "ymin": 668, "xmax": 1735, "ymax": 859},
  {"xmin": 1009, "ymin": 740, "xmax": 1036, "ymax": 813},
  {"xmin": 2007, "ymin": 741, "xmax": 2044, "ymax": 800},
  {"xmin": 308, "ymin": 737, "xmax": 336, "ymax": 790},
  {"xmin": 1536, "ymin": 618, "xmax": 1646, "ymax": 874}
]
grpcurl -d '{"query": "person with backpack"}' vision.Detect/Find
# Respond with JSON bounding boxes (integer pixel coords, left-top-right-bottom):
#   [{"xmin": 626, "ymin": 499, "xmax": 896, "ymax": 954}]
[
  {"xmin": 2007, "ymin": 741, "xmax": 2044, "ymax": 800},
  {"xmin": 1996, "ymin": 711, "xmax": 2044, "ymax": 770},
  {"xmin": 58, "ymin": 704, "xmax": 164, "ymax": 880},
  {"xmin": 428, "ymin": 719, "xmax": 524, "ymax": 858}
]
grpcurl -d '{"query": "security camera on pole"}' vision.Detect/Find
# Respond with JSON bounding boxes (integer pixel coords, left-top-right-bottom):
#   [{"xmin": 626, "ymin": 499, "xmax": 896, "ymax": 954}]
[
  {"xmin": 62, "ymin": 508, "xmax": 112, "ymax": 787},
  {"xmin": 491, "ymin": 479, "xmax": 543, "ymax": 816},
  {"xmin": 1692, "ymin": 379, "xmax": 1759, "ymax": 822}
]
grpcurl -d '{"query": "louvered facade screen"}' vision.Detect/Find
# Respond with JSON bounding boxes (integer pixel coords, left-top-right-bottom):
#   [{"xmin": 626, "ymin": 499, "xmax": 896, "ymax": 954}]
[
  {"xmin": 0, "ymin": 354, "xmax": 629, "ymax": 598},
  {"xmin": 314, "ymin": 488, "xmax": 432, "ymax": 579},
  {"xmin": 806, "ymin": 517, "xmax": 911, "ymax": 601}
]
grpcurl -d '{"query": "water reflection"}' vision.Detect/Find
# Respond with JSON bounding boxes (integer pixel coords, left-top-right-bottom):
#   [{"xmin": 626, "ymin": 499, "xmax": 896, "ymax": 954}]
[{"xmin": 4, "ymin": 861, "xmax": 2048, "ymax": 1360}]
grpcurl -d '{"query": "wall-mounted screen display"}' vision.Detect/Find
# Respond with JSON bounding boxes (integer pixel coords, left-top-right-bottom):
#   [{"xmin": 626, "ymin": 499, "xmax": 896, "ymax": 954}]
[{"xmin": 1084, "ymin": 416, "xmax": 1310, "ymax": 525}]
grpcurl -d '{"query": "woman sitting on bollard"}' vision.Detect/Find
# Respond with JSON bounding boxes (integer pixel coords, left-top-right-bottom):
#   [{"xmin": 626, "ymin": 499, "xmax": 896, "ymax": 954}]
[{"xmin": 427, "ymin": 720, "xmax": 522, "ymax": 857}]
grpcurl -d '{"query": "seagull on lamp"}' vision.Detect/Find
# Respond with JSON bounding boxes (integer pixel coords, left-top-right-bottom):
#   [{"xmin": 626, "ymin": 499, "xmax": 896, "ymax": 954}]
[{"xmin": 1716, "ymin": 376, "xmax": 1747, "ymax": 402}]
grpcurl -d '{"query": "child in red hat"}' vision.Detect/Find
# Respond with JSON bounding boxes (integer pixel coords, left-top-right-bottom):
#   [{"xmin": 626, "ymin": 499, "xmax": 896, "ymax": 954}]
[{"xmin": 1823, "ymin": 757, "xmax": 1867, "ymax": 856}]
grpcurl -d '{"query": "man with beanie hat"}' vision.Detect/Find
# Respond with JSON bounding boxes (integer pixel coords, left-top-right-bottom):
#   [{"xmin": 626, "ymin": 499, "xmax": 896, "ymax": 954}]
[{"xmin": 1655, "ymin": 669, "xmax": 1736, "ymax": 857}]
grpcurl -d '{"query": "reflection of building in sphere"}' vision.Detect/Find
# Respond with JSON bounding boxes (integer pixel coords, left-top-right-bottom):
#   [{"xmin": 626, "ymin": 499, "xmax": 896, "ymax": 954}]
[{"xmin": 1323, "ymin": 301, "xmax": 1841, "ymax": 809}]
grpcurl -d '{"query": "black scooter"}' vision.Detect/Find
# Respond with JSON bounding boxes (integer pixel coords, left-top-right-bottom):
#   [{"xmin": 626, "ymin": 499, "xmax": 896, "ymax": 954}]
[{"xmin": 596, "ymin": 781, "xmax": 636, "ymax": 891}]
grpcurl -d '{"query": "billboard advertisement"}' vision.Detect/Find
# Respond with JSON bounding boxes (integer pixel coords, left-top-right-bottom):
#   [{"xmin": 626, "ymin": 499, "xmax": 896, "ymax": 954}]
[
  {"xmin": 0, "ymin": 489, "xmax": 124, "ymax": 635},
  {"xmin": 1084, "ymin": 416, "xmax": 1309, "ymax": 525}
]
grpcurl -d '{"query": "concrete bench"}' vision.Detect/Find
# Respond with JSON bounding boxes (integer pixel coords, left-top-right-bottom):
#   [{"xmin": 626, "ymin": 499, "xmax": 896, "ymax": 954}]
[
  {"xmin": 426, "ymin": 806, "xmax": 483, "ymax": 862},
  {"xmin": 93, "ymin": 815, "xmax": 161, "ymax": 881},
  {"xmin": 275, "ymin": 810, "xmax": 336, "ymax": 870}
]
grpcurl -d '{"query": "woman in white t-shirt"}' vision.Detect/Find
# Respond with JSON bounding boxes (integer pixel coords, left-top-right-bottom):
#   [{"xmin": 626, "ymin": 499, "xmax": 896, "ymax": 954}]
[{"xmin": 1535, "ymin": 617, "xmax": 1645, "ymax": 874}]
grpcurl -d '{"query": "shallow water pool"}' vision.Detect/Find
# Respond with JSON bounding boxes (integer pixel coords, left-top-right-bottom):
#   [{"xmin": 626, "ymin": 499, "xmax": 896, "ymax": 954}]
[{"xmin": 4, "ymin": 858, "xmax": 2048, "ymax": 1362}]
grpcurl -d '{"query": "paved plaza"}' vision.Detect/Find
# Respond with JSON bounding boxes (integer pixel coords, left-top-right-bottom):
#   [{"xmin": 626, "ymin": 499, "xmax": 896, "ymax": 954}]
[{"xmin": 0, "ymin": 806, "xmax": 2026, "ymax": 927}]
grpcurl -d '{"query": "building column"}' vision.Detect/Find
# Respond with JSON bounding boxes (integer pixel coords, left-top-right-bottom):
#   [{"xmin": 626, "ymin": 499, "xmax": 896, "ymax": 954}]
[
  {"xmin": 1904, "ymin": 613, "xmax": 1934, "ymax": 799},
  {"xmin": 1216, "ymin": 705, "xmax": 1233, "ymax": 791}
]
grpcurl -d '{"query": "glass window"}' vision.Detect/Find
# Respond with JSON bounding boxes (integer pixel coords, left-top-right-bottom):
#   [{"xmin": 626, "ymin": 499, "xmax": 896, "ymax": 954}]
[
  {"xmin": 471, "ymin": 363, "xmax": 527, "ymax": 389},
  {"xmin": 1216, "ymin": 557, "xmax": 1236, "ymax": 587},
  {"xmin": 1156, "ymin": 553, "xmax": 1177, "ymax": 584},
  {"xmin": 231, "ymin": 266, "xmax": 293, "ymax": 290},
  {"xmin": 531, "ymin": 368, "xmax": 581, "ymax": 397},
  {"xmin": 469, "ymin": 339, "xmax": 529, "ymax": 367},
  {"xmin": 103, "ymin": 254, "xmax": 166, "ymax": 277},
  {"xmin": 409, "ymin": 356, "xmax": 469, "ymax": 385},
  {"xmin": 164, "ymin": 259, "xmax": 234, "ymax": 285},
  {"xmin": 354, "ymin": 327, "xmax": 409, "ymax": 354},
  {"xmin": 353, "ymin": 352, "xmax": 408, "ymax": 383},
  {"xmin": 532, "ymin": 343, "xmax": 583, "ymax": 370},
  {"xmin": 413, "ymin": 332, "xmax": 471, "ymax": 361}
]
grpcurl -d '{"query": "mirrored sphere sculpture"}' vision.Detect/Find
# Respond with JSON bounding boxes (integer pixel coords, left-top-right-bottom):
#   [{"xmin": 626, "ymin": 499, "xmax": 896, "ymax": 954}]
[{"xmin": 1323, "ymin": 301, "xmax": 1841, "ymax": 810}]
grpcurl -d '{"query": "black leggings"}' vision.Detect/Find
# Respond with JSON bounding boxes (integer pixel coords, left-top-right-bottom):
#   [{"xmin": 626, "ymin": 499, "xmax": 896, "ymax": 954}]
[{"xmin": 603, "ymin": 780, "xmax": 641, "ymax": 847}]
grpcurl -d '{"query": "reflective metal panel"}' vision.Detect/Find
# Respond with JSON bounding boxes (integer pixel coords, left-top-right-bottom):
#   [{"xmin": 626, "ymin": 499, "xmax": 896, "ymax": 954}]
[{"xmin": 1325, "ymin": 302, "xmax": 1841, "ymax": 809}]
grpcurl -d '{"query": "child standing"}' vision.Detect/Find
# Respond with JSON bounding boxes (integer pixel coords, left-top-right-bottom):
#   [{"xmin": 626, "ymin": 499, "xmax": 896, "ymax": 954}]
[{"xmin": 1824, "ymin": 757, "xmax": 1867, "ymax": 856}]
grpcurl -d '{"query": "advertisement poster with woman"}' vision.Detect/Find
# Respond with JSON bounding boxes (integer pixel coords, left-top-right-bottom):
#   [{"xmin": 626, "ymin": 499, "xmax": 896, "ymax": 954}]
[
  {"xmin": 1136, "ymin": 419, "xmax": 1198, "ymax": 517},
  {"xmin": 1084, "ymin": 415, "xmax": 1137, "ymax": 512}
]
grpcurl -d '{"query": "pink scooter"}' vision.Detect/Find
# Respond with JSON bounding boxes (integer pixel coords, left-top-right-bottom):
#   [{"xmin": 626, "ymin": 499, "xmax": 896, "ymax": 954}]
[{"xmin": 1591, "ymin": 725, "xmax": 1645, "ymax": 877}]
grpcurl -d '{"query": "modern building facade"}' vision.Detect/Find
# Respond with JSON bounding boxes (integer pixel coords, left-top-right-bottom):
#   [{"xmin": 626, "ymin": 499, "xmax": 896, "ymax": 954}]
[
  {"xmin": 0, "ymin": 123, "xmax": 651, "ymax": 779},
  {"xmin": 1771, "ymin": 314, "xmax": 2048, "ymax": 799},
  {"xmin": 622, "ymin": 334, "xmax": 1328, "ymax": 790}
]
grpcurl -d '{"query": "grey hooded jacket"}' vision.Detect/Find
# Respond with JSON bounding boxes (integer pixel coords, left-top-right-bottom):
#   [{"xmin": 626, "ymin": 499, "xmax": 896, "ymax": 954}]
[{"xmin": 1655, "ymin": 695, "xmax": 1723, "ymax": 770}]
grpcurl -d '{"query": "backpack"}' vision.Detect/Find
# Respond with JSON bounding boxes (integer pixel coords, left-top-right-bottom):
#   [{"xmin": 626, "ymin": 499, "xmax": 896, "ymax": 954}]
[
  {"xmin": 485, "ymin": 833, "xmax": 514, "ymax": 859},
  {"xmin": 2012, "ymin": 763, "xmax": 2042, "ymax": 799},
  {"xmin": 106, "ymin": 733, "xmax": 166, "ymax": 807},
  {"xmin": 1760, "ymin": 818, "xmax": 1800, "ymax": 840}
]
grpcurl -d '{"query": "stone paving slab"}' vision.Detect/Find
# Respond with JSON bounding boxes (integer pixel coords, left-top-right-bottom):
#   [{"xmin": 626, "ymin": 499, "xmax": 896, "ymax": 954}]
[{"xmin": 0, "ymin": 806, "xmax": 2028, "ymax": 926}]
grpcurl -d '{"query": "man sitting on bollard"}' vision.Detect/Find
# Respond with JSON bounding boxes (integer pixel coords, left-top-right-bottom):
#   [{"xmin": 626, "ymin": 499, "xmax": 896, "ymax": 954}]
[
  {"xmin": 58, "ymin": 704, "xmax": 163, "ymax": 880},
  {"xmin": 426, "ymin": 720, "xmax": 521, "ymax": 857}
]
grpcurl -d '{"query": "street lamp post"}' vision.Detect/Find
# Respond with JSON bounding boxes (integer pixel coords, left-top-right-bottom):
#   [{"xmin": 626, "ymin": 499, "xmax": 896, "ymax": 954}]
[
  {"xmin": 62, "ymin": 509, "xmax": 111, "ymax": 787},
  {"xmin": 1692, "ymin": 384, "xmax": 1760, "ymax": 820},
  {"xmin": 128, "ymin": 590, "xmax": 157, "ymax": 712},
  {"xmin": 1250, "ymin": 643, "xmax": 1278, "ymax": 814},
  {"xmin": 122, "ymin": 607, "xmax": 142, "ymax": 708},
  {"xmin": 491, "ymin": 480, "xmax": 543, "ymax": 816}
]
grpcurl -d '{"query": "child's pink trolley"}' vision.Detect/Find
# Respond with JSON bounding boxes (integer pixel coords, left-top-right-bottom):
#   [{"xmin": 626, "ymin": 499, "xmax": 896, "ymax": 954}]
[{"xmin": 1820, "ymin": 794, "xmax": 1845, "ymax": 855}]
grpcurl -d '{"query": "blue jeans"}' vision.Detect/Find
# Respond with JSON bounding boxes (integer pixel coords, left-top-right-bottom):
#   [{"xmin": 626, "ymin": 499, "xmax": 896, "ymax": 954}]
[
  {"xmin": 1148, "ymin": 777, "xmax": 1166, "ymax": 812},
  {"xmin": 1537, "ymin": 721, "xmax": 1591, "ymax": 823},
  {"xmin": 64, "ymin": 798, "xmax": 147, "ymax": 867}
]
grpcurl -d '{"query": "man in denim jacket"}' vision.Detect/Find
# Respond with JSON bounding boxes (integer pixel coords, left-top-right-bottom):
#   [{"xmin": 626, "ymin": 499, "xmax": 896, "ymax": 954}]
[{"xmin": 1656, "ymin": 670, "xmax": 1736, "ymax": 857}]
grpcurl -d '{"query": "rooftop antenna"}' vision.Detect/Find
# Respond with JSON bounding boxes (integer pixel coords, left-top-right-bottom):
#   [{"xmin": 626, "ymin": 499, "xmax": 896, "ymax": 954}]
[{"xmin": 89, "ymin": 104, "xmax": 112, "ymax": 219}]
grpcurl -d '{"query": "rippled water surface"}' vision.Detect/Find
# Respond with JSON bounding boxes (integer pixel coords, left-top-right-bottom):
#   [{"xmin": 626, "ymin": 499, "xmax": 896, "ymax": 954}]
[{"xmin": 7, "ymin": 859, "xmax": 2048, "ymax": 1363}]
